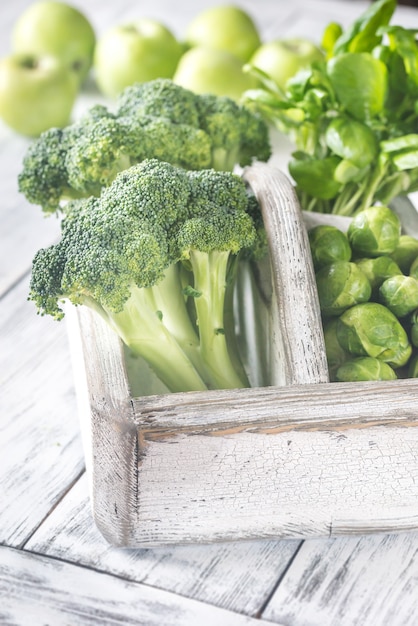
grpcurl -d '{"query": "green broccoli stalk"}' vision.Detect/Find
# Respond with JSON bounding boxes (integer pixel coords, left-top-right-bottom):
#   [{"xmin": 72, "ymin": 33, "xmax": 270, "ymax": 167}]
[
  {"xmin": 101, "ymin": 283, "xmax": 209, "ymax": 393},
  {"xmin": 29, "ymin": 159, "xmax": 261, "ymax": 393},
  {"xmin": 18, "ymin": 78, "xmax": 271, "ymax": 215},
  {"xmin": 176, "ymin": 169, "xmax": 256, "ymax": 388}
]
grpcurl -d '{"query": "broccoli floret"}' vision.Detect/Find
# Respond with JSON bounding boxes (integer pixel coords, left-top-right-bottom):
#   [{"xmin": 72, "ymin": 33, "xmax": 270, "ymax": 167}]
[
  {"xmin": 65, "ymin": 117, "xmax": 132, "ymax": 196},
  {"xmin": 18, "ymin": 128, "xmax": 74, "ymax": 215},
  {"xmin": 197, "ymin": 93, "xmax": 272, "ymax": 171},
  {"xmin": 137, "ymin": 117, "xmax": 213, "ymax": 170},
  {"xmin": 116, "ymin": 79, "xmax": 201, "ymax": 126},
  {"xmin": 19, "ymin": 79, "xmax": 271, "ymax": 214},
  {"xmin": 29, "ymin": 159, "xmax": 262, "ymax": 393}
]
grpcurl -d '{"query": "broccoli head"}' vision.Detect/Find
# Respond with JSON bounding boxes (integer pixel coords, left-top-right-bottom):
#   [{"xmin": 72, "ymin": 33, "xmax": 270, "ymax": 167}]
[
  {"xmin": 19, "ymin": 78, "xmax": 271, "ymax": 214},
  {"xmin": 29, "ymin": 159, "xmax": 264, "ymax": 393}
]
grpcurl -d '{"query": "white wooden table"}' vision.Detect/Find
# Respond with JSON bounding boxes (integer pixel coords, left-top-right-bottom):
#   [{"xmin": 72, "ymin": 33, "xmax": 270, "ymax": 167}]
[{"xmin": 1, "ymin": 1, "xmax": 418, "ymax": 624}]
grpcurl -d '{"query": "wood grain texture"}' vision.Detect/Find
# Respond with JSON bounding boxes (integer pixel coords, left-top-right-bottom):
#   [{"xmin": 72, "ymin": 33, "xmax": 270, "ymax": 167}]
[
  {"xmin": 263, "ymin": 533, "xmax": 418, "ymax": 626},
  {"xmin": 0, "ymin": 277, "xmax": 84, "ymax": 547},
  {"xmin": 67, "ymin": 304, "xmax": 139, "ymax": 547},
  {"xmin": 244, "ymin": 163, "xmax": 329, "ymax": 386},
  {"xmin": 0, "ymin": 546, "xmax": 280, "ymax": 626},
  {"xmin": 27, "ymin": 474, "xmax": 301, "ymax": 617}
]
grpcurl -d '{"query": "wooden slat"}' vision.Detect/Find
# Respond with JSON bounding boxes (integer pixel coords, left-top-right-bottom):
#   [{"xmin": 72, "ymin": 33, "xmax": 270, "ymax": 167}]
[
  {"xmin": 0, "ymin": 277, "xmax": 84, "ymax": 547},
  {"xmin": 0, "ymin": 546, "xmax": 280, "ymax": 626},
  {"xmin": 244, "ymin": 163, "xmax": 328, "ymax": 386},
  {"xmin": 263, "ymin": 533, "xmax": 418, "ymax": 626},
  {"xmin": 27, "ymin": 473, "xmax": 301, "ymax": 617},
  {"xmin": 132, "ymin": 378, "xmax": 418, "ymax": 435}
]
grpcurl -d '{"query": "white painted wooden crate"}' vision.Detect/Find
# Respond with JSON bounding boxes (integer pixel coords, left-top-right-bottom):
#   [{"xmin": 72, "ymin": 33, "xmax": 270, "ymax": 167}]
[{"xmin": 67, "ymin": 163, "xmax": 418, "ymax": 547}]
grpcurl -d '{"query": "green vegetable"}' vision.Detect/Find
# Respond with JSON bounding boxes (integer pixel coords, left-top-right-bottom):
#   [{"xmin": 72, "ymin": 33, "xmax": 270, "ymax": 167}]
[
  {"xmin": 322, "ymin": 317, "xmax": 350, "ymax": 381},
  {"xmin": 308, "ymin": 224, "xmax": 351, "ymax": 269},
  {"xmin": 355, "ymin": 255, "xmax": 402, "ymax": 296},
  {"xmin": 29, "ymin": 159, "xmax": 261, "ymax": 393},
  {"xmin": 336, "ymin": 302, "xmax": 412, "ymax": 368},
  {"xmin": 409, "ymin": 255, "xmax": 418, "ymax": 280},
  {"xmin": 390, "ymin": 235, "xmax": 418, "ymax": 273},
  {"xmin": 336, "ymin": 356, "xmax": 397, "ymax": 381},
  {"xmin": 347, "ymin": 205, "xmax": 401, "ymax": 257},
  {"xmin": 324, "ymin": 117, "xmax": 378, "ymax": 170},
  {"xmin": 379, "ymin": 274, "xmax": 418, "ymax": 317},
  {"xmin": 408, "ymin": 352, "xmax": 418, "ymax": 377},
  {"xmin": 18, "ymin": 78, "xmax": 271, "ymax": 214},
  {"xmin": 327, "ymin": 53, "xmax": 388, "ymax": 122},
  {"xmin": 315, "ymin": 261, "xmax": 371, "ymax": 317},
  {"xmin": 409, "ymin": 310, "xmax": 418, "ymax": 347},
  {"xmin": 243, "ymin": 0, "xmax": 418, "ymax": 215},
  {"xmin": 311, "ymin": 217, "xmax": 418, "ymax": 381}
]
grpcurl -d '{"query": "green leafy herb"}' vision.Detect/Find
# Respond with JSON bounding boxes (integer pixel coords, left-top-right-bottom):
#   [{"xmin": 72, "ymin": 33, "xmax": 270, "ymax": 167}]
[{"xmin": 243, "ymin": 0, "xmax": 418, "ymax": 215}]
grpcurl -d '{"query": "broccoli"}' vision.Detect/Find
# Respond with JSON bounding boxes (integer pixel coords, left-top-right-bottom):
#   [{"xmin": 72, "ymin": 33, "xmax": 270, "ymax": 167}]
[
  {"xmin": 29, "ymin": 159, "xmax": 260, "ymax": 393},
  {"xmin": 18, "ymin": 78, "xmax": 271, "ymax": 214}
]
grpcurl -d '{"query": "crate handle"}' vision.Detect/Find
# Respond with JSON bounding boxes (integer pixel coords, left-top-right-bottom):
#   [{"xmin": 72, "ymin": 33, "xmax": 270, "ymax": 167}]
[{"xmin": 244, "ymin": 163, "xmax": 329, "ymax": 385}]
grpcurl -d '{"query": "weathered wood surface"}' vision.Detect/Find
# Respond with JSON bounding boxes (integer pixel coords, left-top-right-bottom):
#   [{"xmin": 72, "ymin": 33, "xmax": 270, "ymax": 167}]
[
  {"xmin": 27, "ymin": 474, "xmax": 301, "ymax": 617},
  {"xmin": 263, "ymin": 533, "xmax": 418, "ymax": 626},
  {"xmin": 0, "ymin": 546, "xmax": 280, "ymax": 626},
  {"xmin": 244, "ymin": 164, "xmax": 329, "ymax": 386},
  {"xmin": 2, "ymin": 0, "xmax": 418, "ymax": 624},
  {"xmin": 0, "ymin": 276, "xmax": 84, "ymax": 547}
]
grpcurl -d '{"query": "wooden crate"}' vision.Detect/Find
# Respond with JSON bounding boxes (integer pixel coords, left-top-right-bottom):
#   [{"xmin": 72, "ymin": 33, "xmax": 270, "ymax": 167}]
[{"xmin": 67, "ymin": 163, "xmax": 418, "ymax": 547}]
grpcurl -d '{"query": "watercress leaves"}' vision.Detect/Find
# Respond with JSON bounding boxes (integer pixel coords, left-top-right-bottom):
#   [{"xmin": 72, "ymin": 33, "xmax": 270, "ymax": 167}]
[{"xmin": 327, "ymin": 53, "xmax": 388, "ymax": 121}]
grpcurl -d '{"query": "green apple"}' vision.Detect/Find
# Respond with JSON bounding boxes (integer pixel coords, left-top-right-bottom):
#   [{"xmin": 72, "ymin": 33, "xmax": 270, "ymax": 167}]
[
  {"xmin": 94, "ymin": 19, "xmax": 183, "ymax": 98},
  {"xmin": 186, "ymin": 5, "xmax": 261, "ymax": 63},
  {"xmin": 249, "ymin": 39, "xmax": 324, "ymax": 89},
  {"xmin": 0, "ymin": 54, "xmax": 79, "ymax": 136},
  {"xmin": 11, "ymin": 1, "xmax": 96, "ymax": 83},
  {"xmin": 173, "ymin": 46, "xmax": 256, "ymax": 101}
]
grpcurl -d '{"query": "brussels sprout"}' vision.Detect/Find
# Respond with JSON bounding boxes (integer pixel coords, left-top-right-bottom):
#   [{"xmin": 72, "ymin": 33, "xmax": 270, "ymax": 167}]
[
  {"xmin": 409, "ymin": 310, "xmax": 418, "ymax": 347},
  {"xmin": 390, "ymin": 235, "xmax": 418, "ymax": 274},
  {"xmin": 347, "ymin": 205, "xmax": 401, "ymax": 257},
  {"xmin": 336, "ymin": 356, "xmax": 397, "ymax": 382},
  {"xmin": 315, "ymin": 261, "xmax": 371, "ymax": 316},
  {"xmin": 337, "ymin": 302, "xmax": 412, "ymax": 368},
  {"xmin": 322, "ymin": 317, "xmax": 350, "ymax": 381},
  {"xmin": 408, "ymin": 352, "xmax": 418, "ymax": 377},
  {"xmin": 308, "ymin": 224, "xmax": 352, "ymax": 270},
  {"xmin": 379, "ymin": 275, "xmax": 418, "ymax": 317},
  {"xmin": 355, "ymin": 255, "xmax": 402, "ymax": 296},
  {"xmin": 410, "ymin": 255, "xmax": 418, "ymax": 279}
]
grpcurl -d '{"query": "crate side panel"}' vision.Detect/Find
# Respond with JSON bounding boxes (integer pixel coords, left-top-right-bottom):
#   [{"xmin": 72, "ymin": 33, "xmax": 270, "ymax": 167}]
[{"xmin": 130, "ymin": 425, "xmax": 418, "ymax": 546}]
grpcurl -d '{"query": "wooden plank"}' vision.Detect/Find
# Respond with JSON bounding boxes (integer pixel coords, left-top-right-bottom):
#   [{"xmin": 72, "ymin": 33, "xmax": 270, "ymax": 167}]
[
  {"xmin": 0, "ymin": 546, "xmax": 280, "ymax": 626},
  {"xmin": 26, "ymin": 473, "xmax": 301, "ymax": 617},
  {"xmin": 0, "ymin": 277, "xmax": 84, "ymax": 547},
  {"xmin": 263, "ymin": 533, "xmax": 418, "ymax": 626},
  {"xmin": 133, "ymin": 378, "xmax": 418, "ymax": 434},
  {"xmin": 244, "ymin": 164, "xmax": 328, "ymax": 386}
]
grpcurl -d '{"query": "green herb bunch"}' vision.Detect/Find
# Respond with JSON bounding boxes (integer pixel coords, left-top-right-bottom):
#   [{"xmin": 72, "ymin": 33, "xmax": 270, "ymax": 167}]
[{"xmin": 244, "ymin": 0, "xmax": 418, "ymax": 216}]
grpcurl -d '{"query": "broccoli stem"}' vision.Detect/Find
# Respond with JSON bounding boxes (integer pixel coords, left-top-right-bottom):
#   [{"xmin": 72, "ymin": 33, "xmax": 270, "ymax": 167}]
[
  {"xmin": 211, "ymin": 146, "xmax": 240, "ymax": 171},
  {"xmin": 150, "ymin": 263, "xmax": 214, "ymax": 387},
  {"xmin": 103, "ymin": 285, "xmax": 209, "ymax": 393},
  {"xmin": 189, "ymin": 249, "xmax": 250, "ymax": 389}
]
